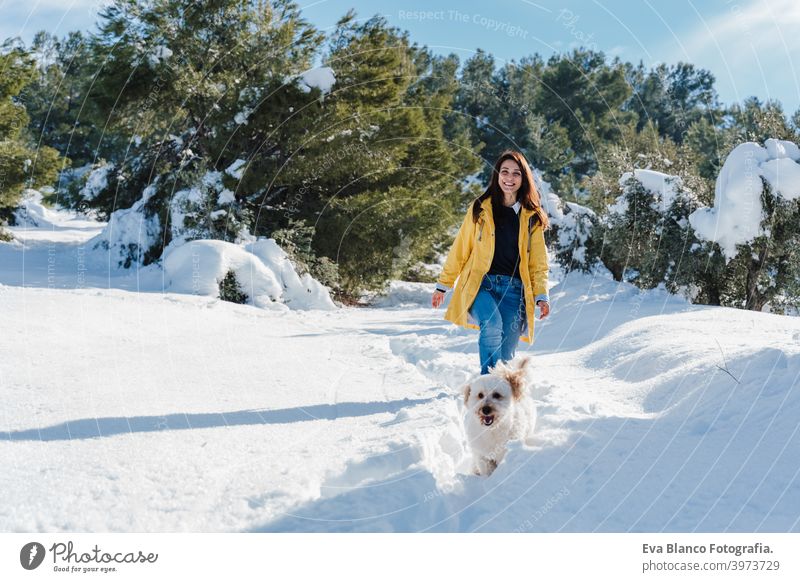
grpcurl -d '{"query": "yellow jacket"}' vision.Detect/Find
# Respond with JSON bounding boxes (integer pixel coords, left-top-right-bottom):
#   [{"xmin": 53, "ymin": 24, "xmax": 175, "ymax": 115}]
[{"xmin": 436, "ymin": 197, "xmax": 549, "ymax": 344}]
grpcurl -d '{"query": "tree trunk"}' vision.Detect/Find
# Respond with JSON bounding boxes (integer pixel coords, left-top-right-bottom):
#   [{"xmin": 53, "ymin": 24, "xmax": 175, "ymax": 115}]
[
  {"xmin": 705, "ymin": 282, "xmax": 721, "ymax": 306},
  {"xmin": 744, "ymin": 260, "xmax": 767, "ymax": 311}
]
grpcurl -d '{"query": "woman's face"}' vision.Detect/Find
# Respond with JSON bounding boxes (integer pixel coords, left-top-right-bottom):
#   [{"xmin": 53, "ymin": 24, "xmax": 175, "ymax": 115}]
[{"xmin": 498, "ymin": 159, "xmax": 523, "ymax": 197}]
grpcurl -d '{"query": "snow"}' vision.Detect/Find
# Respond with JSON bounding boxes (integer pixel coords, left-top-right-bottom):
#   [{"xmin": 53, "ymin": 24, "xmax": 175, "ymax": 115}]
[
  {"xmin": 147, "ymin": 45, "xmax": 173, "ymax": 67},
  {"xmin": 79, "ymin": 163, "xmax": 114, "ymax": 201},
  {"xmin": 202, "ymin": 169, "xmax": 223, "ymax": 191},
  {"xmin": 159, "ymin": 238, "xmax": 335, "ymax": 311},
  {"xmin": 534, "ymin": 170, "xmax": 597, "ymax": 269},
  {"xmin": 1, "ymin": 196, "xmax": 799, "ymax": 532},
  {"xmin": 89, "ymin": 184, "xmax": 162, "ymax": 268},
  {"xmin": 760, "ymin": 157, "xmax": 800, "ymax": 200},
  {"xmin": 370, "ymin": 280, "xmax": 435, "ymax": 308},
  {"xmin": 225, "ymin": 159, "xmax": 246, "ymax": 180},
  {"xmin": 162, "ymin": 239, "xmax": 334, "ymax": 310},
  {"xmin": 764, "ymin": 137, "xmax": 800, "ymax": 161},
  {"xmin": 296, "ymin": 66, "xmax": 336, "ymax": 94},
  {"xmin": 234, "ymin": 107, "xmax": 253, "ymax": 125},
  {"xmin": 217, "ymin": 189, "xmax": 236, "ymax": 206},
  {"xmin": 1, "ymin": 190, "xmax": 334, "ymax": 312},
  {"xmin": 245, "ymin": 239, "xmax": 336, "ymax": 310},
  {"xmin": 168, "ymin": 185, "xmax": 203, "ymax": 244},
  {"xmin": 13, "ymin": 189, "xmax": 72, "ymax": 229},
  {"xmin": 689, "ymin": 139, "xmax": 800, "ymax": 260},
  {"xmin": 607, "ymin": 194, "xmax": 628, "ymax": 216},
  {"xmin": 619, "ymin": 169, "xmax": 683, "ymax": 211}
]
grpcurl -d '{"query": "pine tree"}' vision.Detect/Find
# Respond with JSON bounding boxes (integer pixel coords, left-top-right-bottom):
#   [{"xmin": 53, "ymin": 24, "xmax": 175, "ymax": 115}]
[
  {"xmin": 624, "ymin": 61, "xmax": 719, "ymax": 144},
  {"xmin": 74, "ymin": 3, "xmax": 478, "ymax": 297},
  {"xmin": 301, "ymin": 14, "xmax": 480, "ymax": 295},
  {"xmin": 218, "ymin": 270, "xmax": 248, "ymax": 304},
  {"xmin": 687, "ymin": 138, "xmax": 800, "ymax": 312},
  {"xmin": 455, "ymin": 53, "xmax": 574, "ymax": 193},
  {"xmin": 534, "ymin": 49, "xmax": 636, "ymax": 180},
  {"xmin": 0, "ymin": 41, "xmax": 62, "ymax": 237},
  {"xmin": 725, "ymin": 97, "xmax": 796, "ymax": 144},
  {"xmin": 546, "ymin": 191, "xmax": 601, "ymax": 274},
  {"xmin": 719, "ymin": 181, "xmax": 800, "ymax": 312},
  {"xmin": 21, "ymin": 31, "xmax": 105, "ymax": 169},
  {"xmin": 600, "ymin": 170, "xmax": 700, "ymax": 290},
  {"xmin": 81, "ymin": 0, "xmax": 323, "ymax": 266}
]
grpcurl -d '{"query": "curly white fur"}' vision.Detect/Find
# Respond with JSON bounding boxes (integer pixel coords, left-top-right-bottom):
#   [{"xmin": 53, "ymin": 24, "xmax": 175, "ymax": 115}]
[{"xmin": 461, "ymin": 358, "xmax": 536, "ymax": 476}]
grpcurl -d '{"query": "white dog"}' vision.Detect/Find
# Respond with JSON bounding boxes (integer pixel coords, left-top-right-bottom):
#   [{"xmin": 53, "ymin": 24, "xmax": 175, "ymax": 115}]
[{"xmin": 462, "ymin": 358, "xmax": 536, "ymax": 476}]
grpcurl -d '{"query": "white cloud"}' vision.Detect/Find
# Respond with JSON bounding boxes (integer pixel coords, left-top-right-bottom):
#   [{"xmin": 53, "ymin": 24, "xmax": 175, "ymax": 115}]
[
  {"xmin": 682, "ymin": 0, "xmax": 800, "ymax": 55},
  {"xmin": 662, "ymin": 0, "xmax": 800, "ymax": 109}
]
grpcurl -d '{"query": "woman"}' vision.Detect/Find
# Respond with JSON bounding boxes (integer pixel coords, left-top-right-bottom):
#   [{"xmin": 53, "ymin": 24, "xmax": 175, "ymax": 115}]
[{"xmin": 432, "ymin": 150, "xmax": 550, "ymax": 375}]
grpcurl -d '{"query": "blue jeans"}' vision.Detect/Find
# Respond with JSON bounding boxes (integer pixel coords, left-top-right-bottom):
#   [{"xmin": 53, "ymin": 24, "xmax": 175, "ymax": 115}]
[{"xmin": 468, "ymin": 274, "xmax": 527, "ymax": 375}]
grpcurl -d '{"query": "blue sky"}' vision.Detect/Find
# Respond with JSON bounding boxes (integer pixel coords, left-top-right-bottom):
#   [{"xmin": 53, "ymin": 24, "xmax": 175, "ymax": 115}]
[{"xmin": 3, "ymin": 0, "xmax": 799, "ymax": 114}]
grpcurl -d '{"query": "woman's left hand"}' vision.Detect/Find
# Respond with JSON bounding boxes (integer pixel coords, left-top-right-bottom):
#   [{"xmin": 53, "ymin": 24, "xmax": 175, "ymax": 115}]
[{"xmin": 536, "ymin": 300, "xmax": 550, "ymax": 320}]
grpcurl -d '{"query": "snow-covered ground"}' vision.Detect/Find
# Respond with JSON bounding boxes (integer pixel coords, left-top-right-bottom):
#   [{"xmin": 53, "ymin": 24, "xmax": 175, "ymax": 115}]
[{"xmin": 1, "ymin": 194, "xmax": 799, "ymax": 532}]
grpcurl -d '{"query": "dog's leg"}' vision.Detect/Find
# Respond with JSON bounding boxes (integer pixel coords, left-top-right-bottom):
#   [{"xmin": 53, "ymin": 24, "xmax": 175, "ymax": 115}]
[
  {"xmin": 474, "ymin": 457, "xmax": 498, "ymax": 476},
  {"xmin": 473, "ymin": 458, "xmax": 487, "ymax": 476}
]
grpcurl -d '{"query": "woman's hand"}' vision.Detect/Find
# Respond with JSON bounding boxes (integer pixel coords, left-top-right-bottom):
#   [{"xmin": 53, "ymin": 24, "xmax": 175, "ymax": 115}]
[
  {"xmin": 432, "ymin": 290, "xmax": 445, "ymax": 308},
  {"xmin": 536, "ymin": 300, "xmax": 550, "ymax": 320}
]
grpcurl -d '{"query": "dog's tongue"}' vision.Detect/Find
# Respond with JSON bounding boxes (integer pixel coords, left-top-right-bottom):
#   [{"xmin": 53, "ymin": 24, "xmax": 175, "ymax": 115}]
[{"xmin": 482, "ymin": 416, "xmax": 494, "ymax": 426}]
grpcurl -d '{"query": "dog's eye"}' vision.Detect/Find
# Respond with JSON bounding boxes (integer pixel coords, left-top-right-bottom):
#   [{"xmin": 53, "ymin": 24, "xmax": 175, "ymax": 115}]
[
  {"xmin": 477, "ymin": 392, "xmax": 484, "ymax": 399},
  {"xmin": 493, "ymin": 392, "xmax": 502, "ymax": 399}
]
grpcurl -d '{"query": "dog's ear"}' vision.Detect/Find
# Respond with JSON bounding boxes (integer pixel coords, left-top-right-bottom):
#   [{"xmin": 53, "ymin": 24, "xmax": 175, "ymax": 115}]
[
  {"xmin": 507, "ymin": 358, "xmax": 530, "ymax": 400},
  {"xmin": 463, "ymin": 384, "xmax": 471, "ymax": 405}
]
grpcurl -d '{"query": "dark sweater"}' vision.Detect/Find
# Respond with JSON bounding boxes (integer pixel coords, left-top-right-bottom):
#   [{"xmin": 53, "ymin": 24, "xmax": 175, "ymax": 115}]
[{"xmin": 488, "ymin": 201, "xmax": 521, "ymax": 279}]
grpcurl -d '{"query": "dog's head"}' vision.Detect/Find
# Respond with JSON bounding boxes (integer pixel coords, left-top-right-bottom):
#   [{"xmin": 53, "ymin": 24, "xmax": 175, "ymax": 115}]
[{"xmin": 462, "ymin": 358, "xmax": 530, "ymax": 427}]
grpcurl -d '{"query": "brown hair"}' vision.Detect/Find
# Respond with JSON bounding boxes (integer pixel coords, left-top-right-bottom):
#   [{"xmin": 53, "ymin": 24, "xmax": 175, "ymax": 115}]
[{"xmin": 471, "ymin": 150, "xmax": 549, "ymax": 229}]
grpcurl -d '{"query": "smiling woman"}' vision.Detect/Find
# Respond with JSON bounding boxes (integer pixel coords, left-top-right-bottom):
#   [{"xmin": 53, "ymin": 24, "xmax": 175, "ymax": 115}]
[{"xmin": 431, "ymin": 150, "xmax": 551, "ymax": 375}]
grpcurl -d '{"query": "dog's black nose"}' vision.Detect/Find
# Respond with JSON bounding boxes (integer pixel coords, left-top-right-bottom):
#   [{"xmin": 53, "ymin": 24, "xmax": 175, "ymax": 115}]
[{"xmin": 481, "ymin": 406, "xmax": 492, "ymax": 415}]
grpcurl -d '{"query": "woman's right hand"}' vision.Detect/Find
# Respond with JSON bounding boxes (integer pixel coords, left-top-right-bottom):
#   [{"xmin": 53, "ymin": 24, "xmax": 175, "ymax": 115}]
[{"xmin": 431, "ymin": 290, "xmax": 445, "ymax": 308}]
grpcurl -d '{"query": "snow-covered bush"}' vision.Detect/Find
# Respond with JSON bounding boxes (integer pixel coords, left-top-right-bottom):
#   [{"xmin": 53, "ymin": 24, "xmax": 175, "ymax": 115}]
[
  {"xmin": 163, "ymin": 238, "xmax": 336, "ymax": 311},
  {"xmin": 169, "ymin": 163, "xmax": 252, "ymax": 248},
  {"xmin": 536, "ymin": 172, "xmax": 601, "ymax": 273},
  {"xmin": 689, "ymin": 139, "xmax": 800, "ymax": 312},
  {"xmin": 600, "ymin": 169, "xmax": 701, "ymax": 292},
  {"xmin": 88, "ymin": 184, "xmax": 163, "ymax": 268}
]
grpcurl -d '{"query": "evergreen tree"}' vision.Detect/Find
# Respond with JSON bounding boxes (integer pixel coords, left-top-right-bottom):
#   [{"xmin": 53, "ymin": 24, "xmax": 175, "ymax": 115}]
[
  {"xmin": 0, "ymin": 41, "xmax": 62, "ymax": 237},
  {"xmin": 534, "ymin": 49, "xmax": 635, "ymax": 180},
  {"xmin": 687, "ymin": 138, "xmax": 800, "ymax": 312},
  {"xmin": 587, "ymin": 118, "xmax": 717, "ymax": 212},
  {"xmin": 718, "ymin": 180, "xmax": 800, "ymax": 312},
  {"xmin": 683, "ymin": 98, "xmax": 797, "ymax": 208},
  {"xmin": 624, "ymin": 61, "xmax": 719, "ymax": 144},
  {"xmin": 600, "ymin": 170, "xmax": 700, "ymax": 291},
  {"xmin": 725, "ymin": 97, "xmax": 796, "ymax": 144},
  {"xmin": 81, "ymin": 0, "xmax": 323, "ymax": 265},
  {"xmin": 218, "ymin": 269, "xmax": 248, "ymax": 304},
  {"xmin": 683, "ymin": 118, "xmax": 725, "ymax": 201},
  {"xmin": 303, "ymin": 14, "xmax": 480, "ymax": 294},
  {"xmin": 71, "ymin": 2, "xmax": 478, "ymax": 297},
  {"xmin": 455, "ymin": 52, "xmax": 573, "ymax": 193},
  {"xmin": 21, "ymin": 31, "xmax": 105, "ymax": 168},
  {"xmin": 547, "ymin": 193, "xmax": 602, "ymax": 274}
]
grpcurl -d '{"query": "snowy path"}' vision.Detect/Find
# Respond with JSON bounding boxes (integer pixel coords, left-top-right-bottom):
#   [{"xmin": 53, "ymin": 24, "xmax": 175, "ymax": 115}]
[
  {"xmin": 262, "ymin": 292, "xmax": 800, "ymax": 532},
  {"xmin": 2, "ymin": 194, "xmax": 799, "ymax": 532},
  {"xmin": 0, "ymin": 284, "xmax": 463, "ymax": 531}
]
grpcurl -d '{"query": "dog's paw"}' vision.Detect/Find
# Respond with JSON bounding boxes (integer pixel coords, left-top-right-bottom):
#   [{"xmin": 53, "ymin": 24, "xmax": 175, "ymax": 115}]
[{"xmin": 473, "ymin": 457, "xmax": 498, "ymax": 476}]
